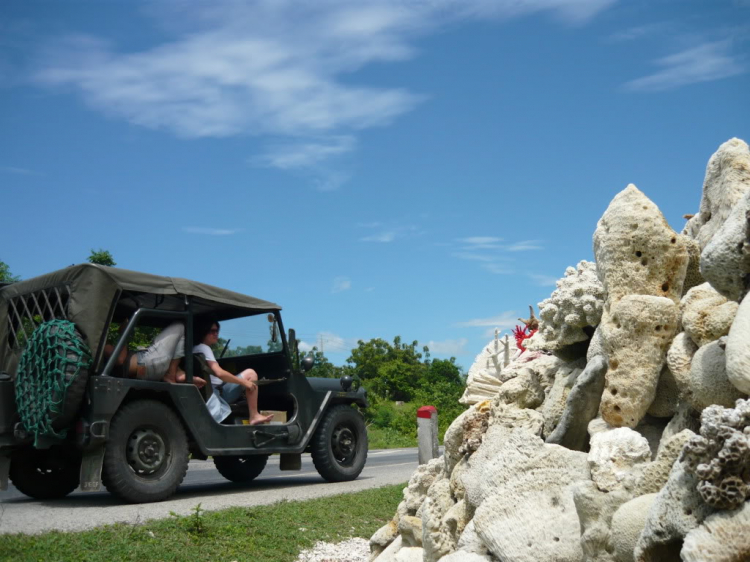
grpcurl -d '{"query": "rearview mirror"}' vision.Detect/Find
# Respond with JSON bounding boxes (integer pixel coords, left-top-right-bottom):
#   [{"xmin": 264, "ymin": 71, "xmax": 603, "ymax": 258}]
[{"xmin": 301, "ymin": 355, "xmax": 314, "ymax": 372}]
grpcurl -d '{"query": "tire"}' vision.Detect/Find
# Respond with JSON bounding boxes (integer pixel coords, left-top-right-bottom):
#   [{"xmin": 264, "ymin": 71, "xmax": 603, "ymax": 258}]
[
  {"xmin": 102, "ymin": 400, "xmax": 189, "ymax": 503},
  {"xmin": 213, "ymin": 454, "xmax": 269, "ymax": 483},
  {"xmin": 310, "ymin": 405, "xmax": 368, "ymax": 482},
  {"xmin": 9, "ymin": 446, "xmax": 81, "ymax": 500}
]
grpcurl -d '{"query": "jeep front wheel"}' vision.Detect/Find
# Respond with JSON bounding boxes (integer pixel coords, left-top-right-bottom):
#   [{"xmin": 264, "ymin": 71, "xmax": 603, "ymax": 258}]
[
  {"xmin": 9, "ymin": 446, "xmax": 81, "ymax": 500},
  {"xmin": 102, "ymin": 400, "xmax": 189, "ymax": 503},
  {"xmin": 214, "ymin": 454, "xmax": 269, "ymax": 483},
  {"xmin": 311, "ymin": 405, "xmax": 368, "ymax": 482}
]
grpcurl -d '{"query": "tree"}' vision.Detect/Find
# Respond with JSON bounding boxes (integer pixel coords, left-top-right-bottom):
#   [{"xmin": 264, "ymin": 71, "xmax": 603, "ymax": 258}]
[
  {"xmin": 0, "ymin": 260, "xmax": 20, "ymax": 283},
  {"xmin": 303, "ymin": 347, "xmax": 346, "ymax": 378},
  {"xmin": 88, "ymin": 249, "xmax": 116, "ymax": 267}
]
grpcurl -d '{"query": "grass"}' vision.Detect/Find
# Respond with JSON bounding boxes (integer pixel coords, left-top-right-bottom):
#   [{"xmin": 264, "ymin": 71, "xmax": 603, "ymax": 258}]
[
  {"xmin": 0, "ymin": 484, "xmax": 406, "ymax": 562},
  {"xmin": 367, "ymin": 425, "xmax": 417, "ymax": 449}
]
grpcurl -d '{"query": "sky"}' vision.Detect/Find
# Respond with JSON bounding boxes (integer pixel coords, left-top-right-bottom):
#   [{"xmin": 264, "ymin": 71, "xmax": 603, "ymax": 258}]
[{"xmin": 1, "ymin": 0, "xmax": 749, "ymax": 368}]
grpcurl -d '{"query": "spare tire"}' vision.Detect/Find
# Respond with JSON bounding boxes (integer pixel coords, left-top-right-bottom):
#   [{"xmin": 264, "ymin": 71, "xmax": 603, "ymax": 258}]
[{"xmin": 15, "ymin": 320, "xmax": 92, "ymax": 442}]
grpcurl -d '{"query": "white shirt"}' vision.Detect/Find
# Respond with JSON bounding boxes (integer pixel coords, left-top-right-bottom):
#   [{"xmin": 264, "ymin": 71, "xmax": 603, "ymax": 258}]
[{"xmin": 193, "ymin": 343, "xmax": 221, "ymax": 386}]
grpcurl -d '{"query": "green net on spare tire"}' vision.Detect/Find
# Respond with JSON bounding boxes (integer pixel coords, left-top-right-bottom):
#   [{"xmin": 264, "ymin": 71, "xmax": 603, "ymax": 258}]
[{"xmin": 15, "ymin": 319, "xmax": 92, "ymax": 446}]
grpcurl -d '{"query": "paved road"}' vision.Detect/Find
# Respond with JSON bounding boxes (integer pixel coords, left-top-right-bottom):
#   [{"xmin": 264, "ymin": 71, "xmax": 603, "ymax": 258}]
[{"xmin": 0, "ymin": 448, "xmax": 420, "ymax": 535}]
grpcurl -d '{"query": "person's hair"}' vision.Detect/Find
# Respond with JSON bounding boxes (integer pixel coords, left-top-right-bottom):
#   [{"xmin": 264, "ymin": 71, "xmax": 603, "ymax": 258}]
[{"xmin": 194, "ymin": 316, "xmax": 220, "ymax": 344}]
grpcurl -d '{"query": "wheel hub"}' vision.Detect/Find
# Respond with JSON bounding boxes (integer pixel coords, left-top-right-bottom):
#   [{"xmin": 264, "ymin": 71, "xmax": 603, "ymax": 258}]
[
  {"xmin": 127, "ymin": 428, "xmax": 166, "ymax": 473},
  {"xmin": 332, "ymin": 426, "xmax": 356, "ymax": 465}
]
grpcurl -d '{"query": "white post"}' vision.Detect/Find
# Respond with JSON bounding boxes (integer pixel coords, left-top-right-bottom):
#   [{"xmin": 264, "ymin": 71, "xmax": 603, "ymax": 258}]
[{"xmin": 417, "ymin": 405, "xmax": 439, "ymax": 465}]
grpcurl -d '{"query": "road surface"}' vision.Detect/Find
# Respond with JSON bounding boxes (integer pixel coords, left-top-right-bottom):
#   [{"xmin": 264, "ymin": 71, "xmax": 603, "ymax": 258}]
[{"xmin": 0, "ymin": 448, "xmax": 420, "ymax": 535}]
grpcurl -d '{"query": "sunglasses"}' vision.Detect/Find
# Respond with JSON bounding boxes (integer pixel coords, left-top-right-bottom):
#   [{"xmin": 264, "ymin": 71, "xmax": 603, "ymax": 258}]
[{"xmin": 209, "ymin": 328, "xmax": 220, "ymax": 335}]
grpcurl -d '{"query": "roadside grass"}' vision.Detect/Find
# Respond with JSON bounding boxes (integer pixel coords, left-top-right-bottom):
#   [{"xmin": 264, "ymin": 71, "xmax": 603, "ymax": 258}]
[
  {"xmin": 0, "ymin": 483, "xmax": 405, "ymax": 562},
  {"xmin": 367, "ymin": 425, "xmax": 416, "ymax": 449}
]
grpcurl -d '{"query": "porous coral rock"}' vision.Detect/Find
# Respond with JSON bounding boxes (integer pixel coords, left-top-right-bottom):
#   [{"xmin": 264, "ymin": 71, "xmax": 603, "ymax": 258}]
[
  {"xmin": 610, "ymin": 493, "xmax": 657, "ymax": 562},
  {"xmin": 488, "ymin": 401, "xmax": 544, "ymax": 437},
  {"xmin": 657, "ymin": 402, "xmax": 700, "ymax": 456},
  {"xmin": 681, "ymin": 282, "xmax": 739, "ymax": 347},
  {"xmin": 546, "ymin": 354, "xmax": 608, "ymax": 450},
  {"xmin": 666, "ymin": 333, "xmax": 699, "ymax": 400},
  {"xmin": 461, "ymin": 331, "xmax": 519, "ymax": 405},
  {"xmin": 683, "ymin": 138, "xmax": 750, "ymax": 250},
  {"xmin": 392, "ymin": 546, "xmax": 423, "ymax": 562},
  {"xmin": 420, "ymin": 478, "xmax": 454, "ymax": 560},
  {"xmin": 457, "ymin": 401, "xmax": 491, "ymax": 458},
  {"xmin": 449, "ymin": 456, "xmax": 469, "ymax": 502},
  {"xmin": 681, "ymin": 398, "xmax": 750, "ymax": 510},
  {"xmin": 455, "ymin": 519, "xmax": 490, "ymax": 558},
  {"xmin": 599, "ymin": 294, "xmax": 680, "ymax": 427},
  {"xmin": 726, "ymin": 292, "xmax": 750, "ymax": 394},
  {"xmin": 462, "ymin": 426, "xmax": 589, "ymax": 510},
  {"xmin": 402, "ymin": 458, "xmax": 444, "ymax": 514},
  {"xmin": 473, "ymin": 480, "xmax": 585, "ymax": 562},
  {"xmin": 397, "ymin": 516, "xmax": 422, "ymax": 547},
  {"xmin": 540, "ymin": 358, "xmax": 586, "ymax": 438},
  {"xmin": 594, "ymin": 184, "xmax": 690, "ymax": 306},
  {"xmin": 588, "ymin": 427, "xmax": 652, "ymax": 492},
  {"xmin": 681, "ymin": 500, "xmax": 750, "ymax": 562},
  {"xmin": 436, "ymin": 552, "xmax": 492, "ymax": 562},
  {"xmin": 630, "ymin": 429, "xmax": 696, "ymax": 496},
  {"xmin": 370, "ymin": 520, "xmax": 399, "ymax": 560},
  {"xmin": 495, "ymin": 368, "xmax": 546, "ymax": 409},
  {"xmin": 573, "ymin": 480, "xmax": 634, "ymax": 562},
  {"xmin": 701, "ymin": 187, "xmax": 750, "ymax": 301},
  {"xmin": 646, "ymin": 365, "xmax": 679, "ymax": 418},
  {"xmin": 633, "ymin": 460, "xmax": 715, "ymax": 562},
  {"xmin": 442, "ymin": 405, "xmax": 478, "ymax": 474},
  {"xmin": 684, "ymin": 339, "xmax": 745, "ymax": 411},
  {"xmin": 681, "ymin": 236, "xmax": 704, "ymax": 296},
  {"xmin": 526, "ymin": 260, "xmax": 605, "ymax": 352}
]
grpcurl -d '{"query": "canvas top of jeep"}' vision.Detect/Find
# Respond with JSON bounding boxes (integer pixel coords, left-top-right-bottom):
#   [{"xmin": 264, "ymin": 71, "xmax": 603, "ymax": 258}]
[{"xmin": 0, "ymin": 264, "xmax": 368, "ymax": 503}]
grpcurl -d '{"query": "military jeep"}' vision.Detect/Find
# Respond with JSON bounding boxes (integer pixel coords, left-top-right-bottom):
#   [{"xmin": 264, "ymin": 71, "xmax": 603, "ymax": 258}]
[{"xmin": 0, "ymin": 264, "xmax": 368, "ymax": 503}]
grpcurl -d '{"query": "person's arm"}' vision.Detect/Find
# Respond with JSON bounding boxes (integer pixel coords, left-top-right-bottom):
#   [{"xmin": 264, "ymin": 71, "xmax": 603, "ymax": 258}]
[{"xmin": 208, "ymin": 361, "xmax": 255, "ymax": 390}]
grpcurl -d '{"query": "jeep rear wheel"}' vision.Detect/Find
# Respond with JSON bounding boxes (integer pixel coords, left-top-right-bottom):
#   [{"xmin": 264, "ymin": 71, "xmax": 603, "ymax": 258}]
[
  {"xmin": 9, "ymin": 446, "xmax": 81, "ymax": 500},
  {"xmin": 213, "ymin": 454, "xmax": 269, "ymax": 483},
  {"xmin": 102, "ymin": 400, "xmax": 189, "ymax": 503},
  {"xmin": 311, "ymin": 405, "xmax": 368, "ymax": 482}
]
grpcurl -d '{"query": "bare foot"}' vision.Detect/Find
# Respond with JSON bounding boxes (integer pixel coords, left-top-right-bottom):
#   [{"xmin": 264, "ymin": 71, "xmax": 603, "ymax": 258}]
[{"xmin": 249, "ymin": 413, "xmax": 275, "ymax": 425}]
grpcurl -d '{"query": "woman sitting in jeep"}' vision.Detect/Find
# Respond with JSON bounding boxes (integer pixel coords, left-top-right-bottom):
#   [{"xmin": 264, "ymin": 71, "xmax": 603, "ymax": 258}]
[
  {"xmin": 104, "ymin": 319, "xmax": 205, "ymax": 387},
  {"xmin": 193, "ymin": 318, "xmax": 273, "ymax": 425}
]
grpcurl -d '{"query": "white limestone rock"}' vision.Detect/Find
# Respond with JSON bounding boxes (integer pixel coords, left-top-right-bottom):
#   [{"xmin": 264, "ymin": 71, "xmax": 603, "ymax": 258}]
[
  {"xmin": 657, "ymin": 402, "xmax": 700, "ymax": 456},
  {"xmin": 397, "ymin": 516, "xmax": 422, "ymax": 547},
  {"xmin": 402, "ymin": 458, "xmax": 444, "ymax": 514},
  {"xmin": 587, "ymin": 324, "xmax": 605, "ymax": 361},
  {"xmin": 456, "ymin": 519, "xmax": 490, "ymax": 557},
  {"xmin": 462, "ymin": 426, "xmax": 589, "ymax": 509},
  {"xmin": 646, "ymin": 365, "xmax": 679, "ymax": 418},
  {"xmin": 725, "ymin": 292, "xmax": 750, "ymax": 394},
  {"xmin": 370, "ymin": 520, "xmax": 399, "ymax": 560},
  {"xmin": 683, "ymin": 138, "xmax": 750, "ymax": 250},
  {"xmin": 540, "ymin": 358, "xmax": 586, "ymax": 438},
  {"xmin": 526, "ymin": 260, "xmax": 605, "ymax": 351},
  {"xmin": 666, "ymin": 333, "xmax": 699, "ymax": 399},
  {"xmin": 573, "ymin": 480, "xmax": 633, "ymax": 562},
  {"xmin": 588, "ymin": 427, "xmax": 652, "ymax": 492},
  {"xmin": 393, "ymin": 546, "xmax": 423, "ymax": 562},
  {"xmin": 599, "ymin": 295, "xmax": 680, "ymax": 427},
  {"xmin": 633, "ymin": 460, "xmax": 714, "ymax": 562},
  {"xmin": 681, "ymin": 500, "xmax": 750, "ymax": 562},
  {"xmin": 681, "ymin": 282, "xmax": 738, "ymax": 347},
  {"xmin": 630, "ymin": 429, "xmax": 696, "ymax": 496},
  {"xmin": 420, "ymin": 478, "xmax": 455, "ymax": 561},
  {"xmin": 437, "ymin": 552, "xmax": 492, "ymax": 562},
  {"xmin": 685, "ymin": 339, "xmax": 745, "ymax": 411},
  {"xmin": 374, "ymin": 535, "xmax": 403, "ymax": 562},
  {"xmin": 611, "ymin": 494, "xmax": 657, "ymax": 562},
  {"xmin": 442, "ymin": 405, "xmax": 477, "ymax": 475},
  {"xmin": 701, "ymin": 186, "xmax": 750, "ymax": 301},
  {"xmin": 546, "ymin": 355, "xmax": 608, "ymax": 451},
  {"xmin": 488, "ymin": 401, "xmax": 544, "ymax": 437},
  {"xmin": 594, "ymin": 184, "xmax": 690, "ymax": 307}
]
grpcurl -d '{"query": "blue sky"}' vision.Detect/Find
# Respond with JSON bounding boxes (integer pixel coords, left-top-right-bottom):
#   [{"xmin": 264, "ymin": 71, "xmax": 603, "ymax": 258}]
[{"xmin": 1, "ymin": 0, "xmax": 748, "ymax": 368}]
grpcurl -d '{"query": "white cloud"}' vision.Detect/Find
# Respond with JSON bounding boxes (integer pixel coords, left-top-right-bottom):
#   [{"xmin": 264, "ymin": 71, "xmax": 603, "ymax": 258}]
[
  {"xmin": 624, "ymin": 40, "xmax": 746, "ymax": 91},
  {"xmin": 1, "ymin": 166, "xmax": 41, "ymax": 176},
  {"xmin": 481, "ymin": 263, "xmax": 515, "ymax": 274},
  {"xmin": 360, "ymin": 224, "xmax": 418, "ymax": 243},
  {"xmin": 298, "ymin": 331, "xmax": 357, "ymax": 354},
  {"xmin": 426, "ymin": 338, "xmax": 468, "ymax": 356},
  {"xmin": 457, "ymin": 236, "xmax": 504, "ymax": 249},
  {"xmin": 332, "ymin": 276, "xmax": 352, "ymax": 293},
  {"xmin": 183, "ymin": 226, "xmax": 241, "ymax": 235},
  {"xmin": 457, "ymin": 311, "xmax": 519, "ymax": 329},
  {"xmin": 529, "ymin": 273, "xmax": 559, "ymax": 286},
  {"xmin": 507, "ymin": 240, "xmax": 543, "ymax": 251},
  {"xmin": 608, "ymin": 22, "xmax": 670, "ymax": 43},
  {"xmin": 253, "ymin": 135, "xmax": 356, "ymax": 170},
  {"xmin": 30, "ymin": 0, "xmax": 617, "ymax": 184}
]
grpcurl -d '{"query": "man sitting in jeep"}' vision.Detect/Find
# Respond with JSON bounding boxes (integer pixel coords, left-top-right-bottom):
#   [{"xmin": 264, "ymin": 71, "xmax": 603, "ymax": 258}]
[{"xmin": 193, "ymin": 317, "xmax": 272, "ymax": 426}]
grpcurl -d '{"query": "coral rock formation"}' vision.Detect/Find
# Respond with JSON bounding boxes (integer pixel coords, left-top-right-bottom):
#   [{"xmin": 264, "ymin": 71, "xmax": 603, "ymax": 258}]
[
  {"xmin": 681, "ymin": 282, "xmax": 738, "ymax": 347},
  {"xmin": 726, "ymin": 292, "xmax": 750, "ymax": 394}
]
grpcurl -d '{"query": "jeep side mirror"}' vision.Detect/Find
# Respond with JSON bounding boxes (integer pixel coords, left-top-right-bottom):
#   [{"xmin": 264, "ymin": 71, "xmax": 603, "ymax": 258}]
[{"xmin": 301, "ymin": 355, "xmax": 314, "ymax": 372}]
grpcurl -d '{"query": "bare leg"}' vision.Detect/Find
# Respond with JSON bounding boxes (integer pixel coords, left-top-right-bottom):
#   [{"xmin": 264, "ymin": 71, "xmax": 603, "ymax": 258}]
[{"xmin": 241, "ymin": 369, "xmax": 273, "ymax": 424}]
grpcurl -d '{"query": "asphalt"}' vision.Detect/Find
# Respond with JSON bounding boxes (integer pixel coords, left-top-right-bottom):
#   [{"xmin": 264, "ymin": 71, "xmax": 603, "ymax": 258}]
[{"xmin": 0, "ymin": 448, "xmax": 421, "ymax": 535}]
